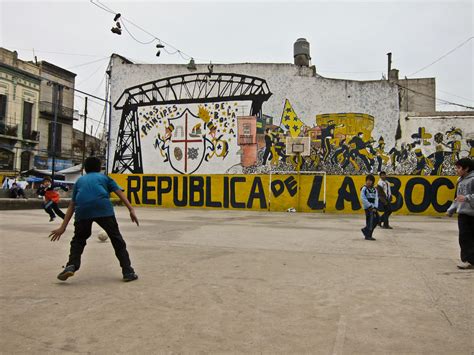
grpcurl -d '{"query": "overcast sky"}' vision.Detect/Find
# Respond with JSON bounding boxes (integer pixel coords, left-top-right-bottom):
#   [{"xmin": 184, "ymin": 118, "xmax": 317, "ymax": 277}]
[{"xmin": 1, "ymin": 0, "xmax": 473, "ymax": 135}]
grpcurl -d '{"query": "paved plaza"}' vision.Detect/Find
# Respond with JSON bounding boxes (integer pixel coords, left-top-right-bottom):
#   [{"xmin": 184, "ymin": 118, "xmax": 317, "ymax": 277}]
[{"xmin": 0, "ymin": 207, "xmax": 473, "ymax": 354}]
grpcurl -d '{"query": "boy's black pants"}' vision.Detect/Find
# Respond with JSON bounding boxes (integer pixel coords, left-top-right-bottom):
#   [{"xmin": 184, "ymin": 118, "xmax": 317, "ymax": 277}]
[
  {"xmin": 363, "ymin": 208, "xmax": 379, "ymax": 237},
  {"xmin": 379, "ymin": 202, "xmax": 392, "ymax": 227},
  {"xmin": 66, "ymin": 215, "xmax": 134, "ymax": 275},
  {"xmin": 44, "ymin": 202, "xmax": 65, "ymax": 219},
  {"xmin": 458, "ymin": 214, "xmax": 474, "ymax": 264}
]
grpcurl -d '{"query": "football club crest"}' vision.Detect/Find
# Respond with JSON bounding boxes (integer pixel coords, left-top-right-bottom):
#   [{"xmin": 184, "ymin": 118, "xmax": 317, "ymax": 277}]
[{"xmin": 166, "ymin": 109, "xmax": 206, "ymax": 174}]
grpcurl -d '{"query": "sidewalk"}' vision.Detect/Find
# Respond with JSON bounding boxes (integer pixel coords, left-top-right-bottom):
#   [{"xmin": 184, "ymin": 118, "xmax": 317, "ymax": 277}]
[
  {"xmin": 0, "ymin": 198, "xmax": 71, "ymax": 210},
  {"xmin": 0, "ymin": 208, "xmax": 472, "ymax": 353}
]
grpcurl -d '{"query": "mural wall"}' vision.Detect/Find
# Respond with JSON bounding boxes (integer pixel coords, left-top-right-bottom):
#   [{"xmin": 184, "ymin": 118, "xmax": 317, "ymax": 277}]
[
  {"xmin": 399, "ymin": 115, "xmax": 473, "ymax": 176},
  {"xmin": 111, "ymin": 174, "xmax": 457, "ymax": 216},
  {"xmin": 107, "ymin": 58, "xmax": 473, "ymax": 215},
  {"xmin": 108, "ymin": 61, "xmax": 400, "ymax": 175}
]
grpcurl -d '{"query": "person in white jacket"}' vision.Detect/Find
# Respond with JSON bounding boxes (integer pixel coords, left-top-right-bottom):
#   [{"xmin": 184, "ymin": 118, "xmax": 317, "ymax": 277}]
[
  {"xmin": 447, "ymin": 158, "xmax": 474, "ymax": 269},
  {"xmin": 377, "ymin": 171, "xmax": 393, "ymax": 229}
]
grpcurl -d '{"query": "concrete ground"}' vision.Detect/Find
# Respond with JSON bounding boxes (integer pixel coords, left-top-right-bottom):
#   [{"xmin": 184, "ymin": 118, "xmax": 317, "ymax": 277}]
[{"xmin": 0, "ymin": 208, "xmax": 473, "ymax": 354}]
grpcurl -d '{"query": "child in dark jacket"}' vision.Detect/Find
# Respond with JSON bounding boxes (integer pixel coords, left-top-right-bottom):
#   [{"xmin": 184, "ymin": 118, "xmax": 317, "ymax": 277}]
[
  {"xmin": 361, "ymin": 174, "xmax": 379, "ymax": 241},
  {"xmin": 37, "ymin": 176, "xmax": 68, "ymax": 222}
]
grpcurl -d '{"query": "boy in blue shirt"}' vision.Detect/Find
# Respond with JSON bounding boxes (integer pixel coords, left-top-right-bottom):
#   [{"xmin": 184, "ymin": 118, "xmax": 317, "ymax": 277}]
[
  {"xmin": 361, "ymin": 174, "xmax": 379, "ymax": 241},
  {"xmin": 49, "ymin": 157, "xmax": 139, "ymax": 282}
]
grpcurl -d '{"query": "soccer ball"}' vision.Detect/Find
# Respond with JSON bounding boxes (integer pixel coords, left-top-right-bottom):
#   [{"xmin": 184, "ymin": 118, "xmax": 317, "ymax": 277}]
[{"xmin": 97, "ymin": 230, "xmax": 108, "ymax": 242}]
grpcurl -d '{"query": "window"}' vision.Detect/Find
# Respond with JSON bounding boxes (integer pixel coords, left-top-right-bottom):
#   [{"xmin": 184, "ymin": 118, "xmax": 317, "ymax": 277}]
[
  {"xmin": 48, "ymin": 122, "xmax": 62, "ymax": 155},
  {"xmin": 243, "ymin": 123, "xmax": 251, "ymax": 136},
  {"xmin": 0, "ymin": 94, "xmax": 6, "ymax": 122},
  {"xmin": 57, "ymin": 86, "xmax": 63, "ymax": 108},
  {"xmin": 0, "ymin": 148, "xmax": 14, "ymax": 170},
  {"xmin": 20, "ymin": 151, "xmax": 31, "ymax": 172},
  {"xmin": 22, "ymin": 101, "xmax": 33, "ymax": 139}
]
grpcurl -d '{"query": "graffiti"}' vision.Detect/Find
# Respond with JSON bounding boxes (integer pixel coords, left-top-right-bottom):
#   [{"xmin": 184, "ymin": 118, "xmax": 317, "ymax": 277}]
[
  {"xmin": 111, "ymin": 174, "xmax": 457, "ymax": 215},
  {"xmin": 112, "ymin": 72, "xmax": 272, "ymax": 174},
  {"xmin": 112, "ymin": 71, "xmax": 471, "ymax": 177},
  {"xmin": 247, "ymin": 106, "xmax": 471, "ymax": 175},
  {"xmin": 281, "ymin": 99, "xmax": 304, "ymax": 138}
]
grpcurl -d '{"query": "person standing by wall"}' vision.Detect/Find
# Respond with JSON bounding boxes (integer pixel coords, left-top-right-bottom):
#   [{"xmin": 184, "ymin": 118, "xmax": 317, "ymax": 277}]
[
  {"xmin": 361, "ymin": 174, "xmax": 379, "ymax": 241},
  {"xmin": 447, "ymin": 158, "xmax": 474, "ymax": 269},
  {"xmin": 377, "ymin": 171, "xmax": 393, "ymax": 229}
]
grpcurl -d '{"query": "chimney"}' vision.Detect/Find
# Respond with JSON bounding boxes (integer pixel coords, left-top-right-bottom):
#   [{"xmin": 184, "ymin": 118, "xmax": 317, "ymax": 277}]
[
  {"xmin": 389, "ymin": 68, "xmax": 399, "ymax": 81},
  {"xmin": 386, "ymin": 52, "xmax": 392, "ymax": 81}
]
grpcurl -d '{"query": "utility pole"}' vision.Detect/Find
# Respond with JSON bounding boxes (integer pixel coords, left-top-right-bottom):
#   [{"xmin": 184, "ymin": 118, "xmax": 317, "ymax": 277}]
[
  {"xmin": 81, "ymin": 97, "xmax": 88, "ymax": 175},
  {"xmin": 51, "ymin": 83, "xmax": 62, "ymax": 182}
]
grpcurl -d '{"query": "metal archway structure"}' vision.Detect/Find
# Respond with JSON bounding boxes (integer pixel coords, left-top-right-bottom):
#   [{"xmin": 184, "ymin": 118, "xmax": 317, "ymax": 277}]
[{"xmin": 112, "ymin": 72, "xmax": 272, "ymax": 173}]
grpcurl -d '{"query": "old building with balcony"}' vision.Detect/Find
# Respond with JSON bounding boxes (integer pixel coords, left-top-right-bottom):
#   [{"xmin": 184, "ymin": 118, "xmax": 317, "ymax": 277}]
[
  {"xmin": 72, "ymin": 127, "xmax": 105, "ymax": 166},
  {"xmin": 35, "ymin": 61, "xmax": 76, "ymax": 171},
  {"xmin": 0, "ymin": 48, "xmax": 41, "ymax": 176}
]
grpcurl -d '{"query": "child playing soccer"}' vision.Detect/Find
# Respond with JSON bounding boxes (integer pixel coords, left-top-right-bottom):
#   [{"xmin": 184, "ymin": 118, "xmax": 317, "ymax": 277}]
[
  {"xmin": 361, "ymin": 174, "xmax": 379, "ymax": 241},
  {"xmin": 37, "ymin": 177, "xmax": 68, "ymax": 222},
  {"xmin": 49, "ymin": 157, "xmax": 139, "ymax": 282},
  {"xmin": 447, "ymin": 158, "xmax": 474, "ymax": 269}
]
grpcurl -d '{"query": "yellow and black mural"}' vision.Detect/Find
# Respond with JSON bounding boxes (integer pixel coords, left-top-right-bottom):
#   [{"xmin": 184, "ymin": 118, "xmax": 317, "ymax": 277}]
[
  {"xmin": 108, "ymin": 69, "xmax": 471, "ymax": 215},
  {"xmin": 111, "ymin": 73, "xmax": 472, "ymax": 177},
  {"xmin": 111, "ymin": 174, "xmax": 457, "ymax": 215}
]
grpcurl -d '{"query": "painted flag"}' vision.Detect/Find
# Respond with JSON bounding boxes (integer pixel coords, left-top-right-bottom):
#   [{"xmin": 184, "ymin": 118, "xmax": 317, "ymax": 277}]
[{"xmin": 280, "ymin": 99, "xmax": 303, "ymax": 137}]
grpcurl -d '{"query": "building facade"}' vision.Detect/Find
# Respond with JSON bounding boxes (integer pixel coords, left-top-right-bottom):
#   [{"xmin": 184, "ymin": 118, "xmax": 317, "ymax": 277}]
[
  {"xmin": 35, "ymin": 61, "xmax": 76, "ymax": 171},
  {"xmin": 0, "ymin": 48, "xmax": 41, "ymax": 176},
  {"xmin": 72, "ymin": 127, "xmax": 104, "ymax": 166}
]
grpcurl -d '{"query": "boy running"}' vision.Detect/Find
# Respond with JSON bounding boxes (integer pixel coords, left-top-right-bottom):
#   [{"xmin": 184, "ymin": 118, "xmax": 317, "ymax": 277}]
[
  {"xmin": 37, "ymin": 177, "xmax": 68, "ymax": 222},
  {"xmin": 49, "ymin": 157, "xmax": 139, "ymax": 282}
]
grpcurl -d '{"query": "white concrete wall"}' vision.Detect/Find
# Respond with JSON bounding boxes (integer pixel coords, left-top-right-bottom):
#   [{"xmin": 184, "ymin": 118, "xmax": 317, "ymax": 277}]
[{"xmin": 108, "ymin": 58, "xmax": 400, "ymax": 174}]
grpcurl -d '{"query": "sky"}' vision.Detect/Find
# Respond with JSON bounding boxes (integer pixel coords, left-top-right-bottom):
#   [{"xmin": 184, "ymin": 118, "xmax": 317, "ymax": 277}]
[{"xmin": 1, "ymin": 0, "xmax": 473, "ymax": 136}]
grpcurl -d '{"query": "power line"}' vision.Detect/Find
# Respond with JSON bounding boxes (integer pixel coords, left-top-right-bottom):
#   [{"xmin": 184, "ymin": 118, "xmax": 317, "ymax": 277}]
[
  {"xmin": 66, "ymin": 56, "xmax": 110, "ymax": 70},
  {"xmin": 396, "ymin": 83, "xmax": 474, "ymax": 110},
  {"xmin": 90, "ymin": 0, "xmax": 196, "ymax": 62},
  {"xmin": 93, "ymin": 101, "xmax": 107, "ymax": 137},
  {"xmin": 119, "ymin": 19, "xmax": 156, "ymax": 45},
  {"xmin": 89, "ymin": 73, "xmax": 107, "ymax": 96},
  {"xmin": 437, "ymin": 89, "xmax": 473, "ymax": 103},
  {"xmin": 409, "ymin": 36, "xmax": 474, "ymax": 76},
  {"xmin": 76, "ymin": 61, "xmax": 109, "ymax": 87},
  {"xmin": 74, "ymin": 93, "xmax": 107, "ymax": 108},
  {"xmin": 5, "ymin": 47, "xmax": 105, "ymax": 58},
  {"xmin": 91, "ymin": 0, "xmax": 115, "ymax": 14}
]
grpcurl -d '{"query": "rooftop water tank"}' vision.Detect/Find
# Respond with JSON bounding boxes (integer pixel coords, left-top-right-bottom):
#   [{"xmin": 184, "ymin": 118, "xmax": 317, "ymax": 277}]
[{"xmin": 294, "ymin": 38, "xmax": 311, "ymax": 67}]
